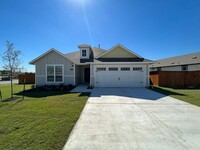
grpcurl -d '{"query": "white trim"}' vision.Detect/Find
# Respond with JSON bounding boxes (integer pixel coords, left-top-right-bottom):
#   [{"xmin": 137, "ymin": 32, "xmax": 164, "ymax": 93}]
[
  {"xmin": 35, "ymin": 62, "xmax": 37, "ymax": 85},
  {"xmin": 96, "ymin": 44, "xmax": 142, "ymax": 59},
  {"xmin": 93, "ymin": 64, "xmax": 147, "ymax": 87},
  {"xmin": 92, "ymin": 62, "xmax": 153, "ymax": 65},
  {"xmin": 75, "ymin": 62, "xmax": 153, "ymax": 65},
  {"xmin": 80, "ymin": 48, "xmax": 89, "ymax": 59},
  {"xmin": 29, "ymin": 48, "xmax": 76, "ymax": 64},
  {"xmin": 45, "ymin": 64, "xmax": 64, "ymax": 84},
  {"xmin": 75, "ymin": 63, "xmax": 89, "ymax": 66}
]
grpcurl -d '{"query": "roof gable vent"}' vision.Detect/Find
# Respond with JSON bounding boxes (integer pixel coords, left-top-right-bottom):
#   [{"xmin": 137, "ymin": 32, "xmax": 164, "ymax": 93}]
[{"xmin": 192, "ymin": 56, "xmax": 197, "ymax": 59}]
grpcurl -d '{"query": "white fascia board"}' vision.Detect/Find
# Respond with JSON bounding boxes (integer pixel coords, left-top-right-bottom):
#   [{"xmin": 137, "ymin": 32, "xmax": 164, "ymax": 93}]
[{"xmin": 76, "ymin": 62, "xmax": 153, "ymax": 65}]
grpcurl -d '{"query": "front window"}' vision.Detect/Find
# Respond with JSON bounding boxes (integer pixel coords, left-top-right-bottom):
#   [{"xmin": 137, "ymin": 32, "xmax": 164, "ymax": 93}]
[
  {"xmin": 47, "ymin": 65, "xmax": 63, "ymax": 82},
  {"xmin": 55, "ymin": 66, "xmax": 63, "ymax": 82},
  {"xmin": 82, "ymin": 50, "xmax": 87, "ymax": 57}
]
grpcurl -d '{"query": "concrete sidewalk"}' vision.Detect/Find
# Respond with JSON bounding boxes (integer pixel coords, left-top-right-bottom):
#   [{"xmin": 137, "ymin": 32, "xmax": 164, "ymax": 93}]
[
  {"xmin": 0, "ymin": 79, "xmax": 18, "ymax": 85},
  {"xmin": 71, "ymin": 85, "xmax": 93, "ymax": 93},
  {"xmin": 64, "ymin": 88, "xmax": 200, "ymax": 150}
]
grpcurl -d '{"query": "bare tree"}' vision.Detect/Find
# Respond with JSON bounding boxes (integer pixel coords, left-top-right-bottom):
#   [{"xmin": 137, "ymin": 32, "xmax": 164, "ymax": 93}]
[{"xmin": 2, "ymin": 41, "xmax": 21, "ymax": 98}]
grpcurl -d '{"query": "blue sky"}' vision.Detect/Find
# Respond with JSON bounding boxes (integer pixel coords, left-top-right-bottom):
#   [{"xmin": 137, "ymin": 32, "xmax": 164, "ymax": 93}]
[{"xmin": 0, "ymin": 0, "xmax": 200, "ymax": 72}]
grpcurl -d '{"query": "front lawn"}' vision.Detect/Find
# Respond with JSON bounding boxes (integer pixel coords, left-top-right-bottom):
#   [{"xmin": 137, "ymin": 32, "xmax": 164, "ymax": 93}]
[
  {"xmin": 0, "ymin": 84, "xmax": 33, "ymax": 100},
  {"xmin": 150, "ymin": 86, "xmax": 200, "ymax": 107},
  {"xmin": 0, "ymin": 85, "xmax": 90, "ymax": 150}
]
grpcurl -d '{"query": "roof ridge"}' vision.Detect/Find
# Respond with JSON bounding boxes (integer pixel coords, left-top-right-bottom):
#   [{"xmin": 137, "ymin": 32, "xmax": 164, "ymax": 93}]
[{"xmin": 65, "ymin": 50, "xmax": 80, "ymax": 55}]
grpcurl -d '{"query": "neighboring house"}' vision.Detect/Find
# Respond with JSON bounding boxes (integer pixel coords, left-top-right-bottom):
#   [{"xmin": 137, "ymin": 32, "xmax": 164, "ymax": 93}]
[
  {"xmin": 150, "ymin": 52, "xmax": 200, "ymax": 71},
  {"xmin": 29, "ymin": 44, "xmax": 153, "ymax": 87}
]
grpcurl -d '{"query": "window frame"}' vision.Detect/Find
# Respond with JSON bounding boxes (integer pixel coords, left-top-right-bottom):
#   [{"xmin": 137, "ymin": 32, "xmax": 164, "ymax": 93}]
[
  {"xmin": 109, "ymin": 67, "xmax": 118, "ymax": 71},
  {"xmin": 81, "ymin": 49, "xmax": 87, "ymax": 57},
  {"xmin": 96, "ymin": 67, "xmax": 106, "ymax": 71},
  {"xmin": 46, "ymin": 64, "xmax": 64, "ymax": 83},
  {"xmin": 133, "ymin": 67, "xmax": 143, "ymax": 71},
  {"xmin": 121, "ymin": 67, "xmax": 130, "ymax": 71}
]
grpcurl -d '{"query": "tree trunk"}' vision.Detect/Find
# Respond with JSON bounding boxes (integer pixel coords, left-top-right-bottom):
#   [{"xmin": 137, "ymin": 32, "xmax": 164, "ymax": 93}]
[{"xmin": 10, "ymin": 71, "xmax": 13, "ymax": 98}]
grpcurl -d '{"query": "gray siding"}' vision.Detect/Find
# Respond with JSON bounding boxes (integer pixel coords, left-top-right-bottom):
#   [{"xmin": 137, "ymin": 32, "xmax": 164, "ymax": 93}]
[
  {"xmin": 188, "ymin": 64, "xmax": 200, "ymax": 71},
  {"xmin": 35, "ymin": 76, "xmax": 45, "ymax": 85},
  {"xmin": 75, "ymin": 65, "xmax": 81, "ymax": 85},
  {"xmin": 35, "ymin": 51, "xmax": 75, "ymax": 85}
]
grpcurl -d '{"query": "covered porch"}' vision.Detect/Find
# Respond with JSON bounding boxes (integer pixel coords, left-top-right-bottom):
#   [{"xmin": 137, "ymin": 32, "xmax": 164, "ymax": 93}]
[{"xmin": 75, "ymin": 64, "xmax": 93, "ymax": 86}]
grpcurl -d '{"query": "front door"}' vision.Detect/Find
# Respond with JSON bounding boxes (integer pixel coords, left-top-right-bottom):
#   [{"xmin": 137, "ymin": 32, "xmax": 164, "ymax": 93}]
[{"xmin": 84, "ymin": 68, "xmax": 90, "ymax": 83}]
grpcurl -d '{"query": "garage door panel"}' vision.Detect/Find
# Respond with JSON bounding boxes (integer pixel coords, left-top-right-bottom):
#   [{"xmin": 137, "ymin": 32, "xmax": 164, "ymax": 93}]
[
  {"xmin": 95, "ymin": 65, "xmax": 145, "ymax": 87},
  {"xmin": 95, "ymin": 69, "xmax": 119, "ymax": 87}
]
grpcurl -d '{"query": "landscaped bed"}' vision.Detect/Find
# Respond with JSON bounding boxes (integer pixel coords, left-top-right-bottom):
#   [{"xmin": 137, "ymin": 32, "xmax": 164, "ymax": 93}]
[
  {"xmin": 149, "ymin": 86, "xmax": 200, "ymax": 107},
  {"xmin": 0, "ymin": 84, "xmax": 90, "ymax": 150}
]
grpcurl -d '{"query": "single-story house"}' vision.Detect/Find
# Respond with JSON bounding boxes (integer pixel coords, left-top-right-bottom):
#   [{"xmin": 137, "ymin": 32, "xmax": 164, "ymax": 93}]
[
  {"xmin": 29, "ymin": 44, "xmax": 153, "ymax": 87},
  {"xmin": 150, "ymin": 52, "xmax": 200, "ymax": 71}
]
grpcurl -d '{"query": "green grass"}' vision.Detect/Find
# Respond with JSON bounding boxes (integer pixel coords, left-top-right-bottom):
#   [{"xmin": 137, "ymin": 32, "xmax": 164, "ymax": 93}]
[
  {"xmin": 0, "ymin": 84, "xmax": 90, "ymax": 150},
  {"xmin": 149, "ymin": 86, "xmax": 200, "ymax": 106},
  {"xmin": 0, "ymin": 84, "xmax": 33, "ymax": 100}
]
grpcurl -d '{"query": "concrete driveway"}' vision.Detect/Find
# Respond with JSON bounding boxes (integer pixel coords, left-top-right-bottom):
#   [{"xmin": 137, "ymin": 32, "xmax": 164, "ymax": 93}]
[{"xmin": 64, "ymin": 88, "xmax": 200, "ymax": 150}]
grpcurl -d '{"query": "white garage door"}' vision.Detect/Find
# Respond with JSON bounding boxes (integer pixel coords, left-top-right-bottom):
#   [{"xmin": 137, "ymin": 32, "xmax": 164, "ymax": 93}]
[{"xmin": 95, "ymin": 65, "xmax": 145, "ymax": 87}]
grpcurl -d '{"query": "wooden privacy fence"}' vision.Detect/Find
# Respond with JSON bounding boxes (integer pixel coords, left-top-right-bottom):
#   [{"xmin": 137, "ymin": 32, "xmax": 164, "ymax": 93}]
[
  {"xmin": 150, "ymin": 71, "xmax": 200, "ymax": 88},
  {"xmin": 18, "ymin": 73, "xmax": 35, "ymax": 84}
]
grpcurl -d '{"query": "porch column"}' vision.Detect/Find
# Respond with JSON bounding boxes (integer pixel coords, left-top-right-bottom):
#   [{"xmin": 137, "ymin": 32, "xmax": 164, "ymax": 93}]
[
  {"xmin": 90, "ymin": 64, "xmax": 92, "ymax": 87},
  {"xmin": 74, "ymin": 64, "xmax": 76, "ymax": 86}
]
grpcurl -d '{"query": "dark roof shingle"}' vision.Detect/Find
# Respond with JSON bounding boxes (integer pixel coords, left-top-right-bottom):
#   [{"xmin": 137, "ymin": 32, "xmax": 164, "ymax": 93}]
[
  {"xmin": 66, "ymin": 47, "xmax": 153, "ymax": 63},
  {"xmin": 151, "ymin": 52, "xmax": 200, "ymax": 68}
]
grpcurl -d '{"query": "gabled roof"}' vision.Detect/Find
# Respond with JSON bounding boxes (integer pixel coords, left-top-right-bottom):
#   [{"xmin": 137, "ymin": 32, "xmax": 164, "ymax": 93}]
[
  {"xmin": 96, "ymin": 44, "xmax": 142, "ymax": 59},
  {"xmin": 29, "ymin": 48, "xmax": 75, "ymax": 64},
  {"xmin": 30, "ymin": 44, "xmax": 153, "ymax": 65},
  {"xmin": 151, "ymin": 52, "xmax": 200, "ymax": 68}
]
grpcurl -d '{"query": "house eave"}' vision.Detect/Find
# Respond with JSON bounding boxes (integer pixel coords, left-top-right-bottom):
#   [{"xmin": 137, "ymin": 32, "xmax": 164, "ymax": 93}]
[{"xmin": 76, "ymin": 61, "xmax": 154, "ymax": 65}]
